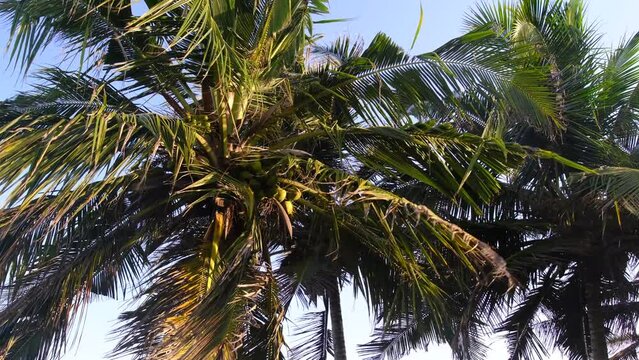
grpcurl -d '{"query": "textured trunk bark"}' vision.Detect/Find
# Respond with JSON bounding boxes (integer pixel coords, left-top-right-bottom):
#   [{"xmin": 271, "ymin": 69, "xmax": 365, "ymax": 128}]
[
  {"xmin": 585, "ymin": 267, "xmax": 608, "ymax": 360},
  {"xmin": 328, "ymin": 277, "xmax": 347, "ymax": 360}
]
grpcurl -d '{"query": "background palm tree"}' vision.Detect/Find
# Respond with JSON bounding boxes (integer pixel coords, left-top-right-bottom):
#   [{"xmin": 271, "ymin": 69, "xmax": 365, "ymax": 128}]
[
  {"xmin": 0, "ymin": 0, "xmax": 557, "ymax": 359},
  {"xmin": 381, "ymin": 1, "xmax": 639, "ymax": 359}
]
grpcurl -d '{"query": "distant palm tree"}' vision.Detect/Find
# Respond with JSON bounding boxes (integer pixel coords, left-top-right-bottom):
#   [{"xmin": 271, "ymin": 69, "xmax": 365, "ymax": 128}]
[
  {"xmin": 0, "ymin": 1, "xmax": 551, "ymax": 359},
  {"xmin": 381, "ymin": 1, "xmax": 639, "ymax": 359}
]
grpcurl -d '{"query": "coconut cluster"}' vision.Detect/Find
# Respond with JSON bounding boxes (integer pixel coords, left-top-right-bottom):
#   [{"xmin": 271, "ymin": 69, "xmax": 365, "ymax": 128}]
[{"xmin": 231, "ymin": 159, "xmax": 302, "ymax": 214}]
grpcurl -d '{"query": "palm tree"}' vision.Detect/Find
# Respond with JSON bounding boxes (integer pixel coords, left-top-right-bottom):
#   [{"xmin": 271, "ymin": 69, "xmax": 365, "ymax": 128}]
[
  {"xmin": 577, "ymin": 167, "xmax": 639, "ymax": 360},
  {"xmin": 376, "ymin": 1, "xmax": 639, "ymax": 359},
  {"xmin": 0, "ymin": 1, "xmax": 551, "ymax": 359}
]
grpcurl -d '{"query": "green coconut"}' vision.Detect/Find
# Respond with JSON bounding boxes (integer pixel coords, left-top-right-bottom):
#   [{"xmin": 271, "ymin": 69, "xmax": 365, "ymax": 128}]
[
  {"xmin": 265, "ymin": 174, "xmax": 278, "ymax": 187},
  {"xmin": 264, "ymin": 184, "xmax": 278, "ymax": 197},
  {"xmin": 248, "ymin": 160, "xmax": 263, "ymax": 173},
  {"xmin": 239, "ymin": 170, "xmax": 254, "ymax": 180},
  {"xmin": 249, "ymin": 178, "xmax": 261, "ymax": 189}
]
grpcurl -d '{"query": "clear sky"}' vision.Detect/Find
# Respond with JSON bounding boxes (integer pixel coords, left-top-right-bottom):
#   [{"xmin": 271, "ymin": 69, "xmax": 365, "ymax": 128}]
[{"xmin": 1, "ymin": 0, "xmax": 639, "ymax": 359}]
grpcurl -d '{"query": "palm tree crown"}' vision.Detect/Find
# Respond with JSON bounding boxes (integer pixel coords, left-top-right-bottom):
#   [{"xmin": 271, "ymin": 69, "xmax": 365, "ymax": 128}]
[
  {"xmin": 0, "ymin": 1, "xmax": 553, "ymax": 359},
  {"xmin": 424, "ymin": 1, "xmax": 639, "ymax": 359}
]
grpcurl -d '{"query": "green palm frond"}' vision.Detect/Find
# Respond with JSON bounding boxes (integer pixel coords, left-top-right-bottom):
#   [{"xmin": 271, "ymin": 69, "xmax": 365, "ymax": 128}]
[
  {"xmin": 1, "ymin": 68, "xmax": 140, "ymax": 116},
  {"xmin": 0, "ymin": 170, "xmax": 175, "ymax": 359},
  {"xmin": 0, "ymin": 0, "xmax": 132, "ymax": 72},
  {"xmin": 300, "ymin": 28, "xmax": 556, "ymax": 133},
  {"xmin": 577, "ymin": 167, "xmax": 639, "ymax": 215}
]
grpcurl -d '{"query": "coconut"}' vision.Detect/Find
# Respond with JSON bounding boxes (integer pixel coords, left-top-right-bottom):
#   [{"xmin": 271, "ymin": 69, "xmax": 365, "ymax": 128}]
[
  {"xmin": 265, "ymin": 174, "xmax": 278, "ymax": 187},
  {"xmin": 249, "ymin": 178, "xmax": 261, "ymax": 189},
  {"xmin": 284, "ymin": 201, "xmax": 294, "ymax": 215},
  {"xmin": 287, "ymin": 189, "xmax": 302, "ymax": 201},
  {"xmin": 276, "ymin": 188, "xmax": 287, "ymax": 202},
  {"xmin": 248, "ymin": 160, "xmax": 263, "ymax": 173},
  {"xmin": 239, "ymin": 170, "xmax": 253, "ymax": 180},
  {"xmin": 264, "ymin": 184, "xmax": 278, "ymax": 197}
]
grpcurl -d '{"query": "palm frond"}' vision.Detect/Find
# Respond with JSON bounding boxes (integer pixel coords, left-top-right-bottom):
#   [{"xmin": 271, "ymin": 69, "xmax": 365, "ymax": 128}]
[
  {"xmin": 577, "ymin": 167, "xmax": 639, "ymax": 215},
  {"xmin": 289, "ymin": 306, "xmax": 333, "ymax": 360}
]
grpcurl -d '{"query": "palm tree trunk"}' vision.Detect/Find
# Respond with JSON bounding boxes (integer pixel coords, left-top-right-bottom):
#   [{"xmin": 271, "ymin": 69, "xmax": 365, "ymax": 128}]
[
  {"xmin": 328, "ymin": 277, "xmax": 347, "ymax": 360},
  {"xmin": 584, "ymin": 267, "xmax": 608, "ymax": 360},
  {"xmin": 206, "ymin": 198, "xmax": 226, "ymax": 292}
]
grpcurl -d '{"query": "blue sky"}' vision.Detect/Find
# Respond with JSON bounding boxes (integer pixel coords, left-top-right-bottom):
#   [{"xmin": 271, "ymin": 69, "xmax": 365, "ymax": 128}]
[{"xmin": 1, "ymin": 0, "xmax": 639, "ymax": 359}]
